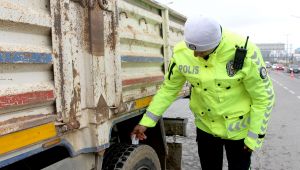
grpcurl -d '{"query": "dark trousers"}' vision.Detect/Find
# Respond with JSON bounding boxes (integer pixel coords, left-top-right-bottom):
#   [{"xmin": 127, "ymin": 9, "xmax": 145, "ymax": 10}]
[{"xmin": 196, "ymin": 128, "xmax": 252, "ymax": 170}]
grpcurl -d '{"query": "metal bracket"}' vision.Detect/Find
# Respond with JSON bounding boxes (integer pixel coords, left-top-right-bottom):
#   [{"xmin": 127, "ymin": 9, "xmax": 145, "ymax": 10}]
[
  {"xmin": 98, "ymin": 0, "xmax": 109, "ymax": 11},
  {"xmin": 71, "ymin": 0, "xmax": 111, "ymax": 11},
  {"xmin": 71, "ymin": 0, "xmax": 88, "ymax": 7}
]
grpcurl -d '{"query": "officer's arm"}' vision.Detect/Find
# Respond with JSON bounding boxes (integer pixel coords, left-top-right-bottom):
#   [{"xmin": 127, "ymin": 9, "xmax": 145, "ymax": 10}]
[
  {"xmin": 139, "ymin": 57, "xmax": 186, "ymax": 127},
  {"xmin": 242, "ymin": 46, "xmax": 275, "ymax": 151}
]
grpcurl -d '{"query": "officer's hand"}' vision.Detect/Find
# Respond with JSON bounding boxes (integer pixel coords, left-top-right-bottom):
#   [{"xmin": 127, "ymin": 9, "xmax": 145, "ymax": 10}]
[
  {"xmin": 243, "ymin": 145, "xmax": 253, "ymax": 152},
  {"xmin": 131, "ymin": 124, "xmax": 147, "ymax": 140}
]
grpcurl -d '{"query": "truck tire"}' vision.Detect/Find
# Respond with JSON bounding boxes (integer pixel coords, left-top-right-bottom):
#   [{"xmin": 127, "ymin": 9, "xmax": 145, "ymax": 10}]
[{"xmin": 102, "ymin": 144, "xmax": 161, "ymax": 170}]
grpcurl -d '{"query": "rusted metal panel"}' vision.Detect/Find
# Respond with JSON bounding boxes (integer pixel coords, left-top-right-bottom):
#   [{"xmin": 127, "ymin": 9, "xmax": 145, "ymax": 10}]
[
  {"xmin": 92, "ymin": 0, "xmax": 122, "ymax": 113},
  {"xmin": 0, "ymin": 90, "xmax": 55, "ymax": 110},
  {"xmin": 122, "ymin": 85, "xmax": 160, "ymax": 103},
  {"xmin": 51, "ymin": 0, "xmax": 86, "ymax": 131},
  {"xmin": 0, "ymin": 20, "xmax": 52, "ymax": 53},
  {"xmin": 0, "ymin": 0, "xmax": 57, "ymax": 161},
  {"xmin": 89, "ymin": 4, "xmax": 105, "ymax": 56},
  {"xmin": 0, "ymin": 51, "xmax": 52, "ymax": 64},
  {"xmin": 168, "ymin": 11, "xmax": 186, "ymax": 48},
  {"xmin": 0, "ymin": 0, "xmax": 51, "ymax": 28},
  {"xmin": 0, "ymin": 114, "xmax": 55, "ymax": 136},
  {"xmin": 122, "ymin": 75, "xmax": 164, "ymax": 86},
  {"xmin": 119, "ymin": 0, "xmax": 163, "ymax": 24},
  {"xmin": 119, "ymin": 0, "xmax": 165, "ymax": 103},
  {"xmin": 51, "ymin": 0, "xmax": 122, "ymax": 154}
]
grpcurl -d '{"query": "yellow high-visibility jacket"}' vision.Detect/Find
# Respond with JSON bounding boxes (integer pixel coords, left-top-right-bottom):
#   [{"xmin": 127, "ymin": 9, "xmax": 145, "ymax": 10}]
[{"xmin": 139, "ymin": 29, "xmax": 275, "ymax": 150}]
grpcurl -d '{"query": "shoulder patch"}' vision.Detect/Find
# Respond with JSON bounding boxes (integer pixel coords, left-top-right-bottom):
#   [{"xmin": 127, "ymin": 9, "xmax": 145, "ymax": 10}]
[{"xmin": 260, "ymin": 67, "xmax": 267, "ymax": 79}]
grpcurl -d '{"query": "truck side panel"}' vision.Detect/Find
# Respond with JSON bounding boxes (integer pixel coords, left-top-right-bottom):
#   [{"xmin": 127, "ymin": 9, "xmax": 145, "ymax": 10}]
[
  {"xmin": 0, "ymin": 0, "xmax": 57, "ymax": 157},
  {"xmin": 0, "ymin": 0, "xmax": 187, "ymax": 168},
  {"xmin": 119, "ymin": 0, "xmax": 165, "ymax": 102}
]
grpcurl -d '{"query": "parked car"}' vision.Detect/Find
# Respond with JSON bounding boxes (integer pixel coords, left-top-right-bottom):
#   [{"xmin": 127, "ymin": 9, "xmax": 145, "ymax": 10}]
[
  {"xmin": 266, "ymin": 62, "xmax": 272, "ymax": 68},
  {"xmin": 275, "ymin": 64, "xmax": 285, "ymax": 70},
  {"xmin": 272, "ymin": 64, "xmax": 277, "ymax": 69},
  {"xmin": 287, "ymin": 64, "xmax": 300, "ymax": 73}
]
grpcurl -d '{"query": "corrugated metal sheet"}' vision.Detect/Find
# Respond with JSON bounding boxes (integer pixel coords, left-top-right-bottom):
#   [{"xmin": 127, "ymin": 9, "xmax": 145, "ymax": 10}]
[
  {"xmin": 119, "ymin": 0, "xmax": 187, "ymax": 102},
  {"xmin": 168, "ymin": 10, "xmax": 185, "ymax": 52},
  {"xmin": 0, "ymin": 0, "xmax": 56, "ymax": 154},
  {"xmin": 119, "ymin": 0, "xmax": 165, "ymax": 102}
]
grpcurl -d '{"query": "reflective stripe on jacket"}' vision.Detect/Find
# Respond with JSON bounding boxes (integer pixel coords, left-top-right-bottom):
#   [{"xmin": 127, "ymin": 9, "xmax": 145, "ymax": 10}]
[{"xmin": 139, "ymin": 29, "xmax": 275, "ymax": 151}]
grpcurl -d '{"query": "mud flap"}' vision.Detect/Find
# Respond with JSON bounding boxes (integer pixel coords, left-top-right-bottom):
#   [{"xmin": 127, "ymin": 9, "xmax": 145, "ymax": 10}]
[
  {"xmin": 163, "ymin": 117, "xmax": 187, "ymax": 170},
  {"xmin": 163, "ymin": 117, "xmax": 188, "ymax": 137},
  {"xmin": 166, "ymin": 142, "xmax": 182, "ymax": 170}
]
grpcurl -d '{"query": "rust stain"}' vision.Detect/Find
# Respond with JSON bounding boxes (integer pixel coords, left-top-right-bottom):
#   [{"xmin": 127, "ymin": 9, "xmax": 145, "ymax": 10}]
[
  {"xmin": 64, "ymin": 2, "xmax": 70, "ymax": 10},
  {"xmin": 0, "ymin": 90, "xmax": 55, "ymax": 110},
  {"xmin": 123, "ymin": 25, "xmax": 161, "ymax": 40},
  {"xmin": 0, "ymin": 114, "xmax": 55, "ymax": 136},
  {"xmin": 122, "ymin": 76, "xmax": 164, "ymax": 86},
  {"xmin": 89, "ymin": 5, "xmax": 104, "ymax": 56},
  {"xmin": 0, "ymin": 114, "xmax": 44, "ymax": 126},
  {"xmin": 140, "ymin": 87, "xmax": 147, "ymax": 93},
  {"xmin": 53, "ymin": 0, "xmax": 67, "ymax": 124},
  {"xmin": 63, "ymin": 2, "xmax": 69, "ymax": 21},
  {"xmin": 72, "ymin": 61, "xmax": 80, "ymax": 77},
  {"xmin": 67, "ymin": 97, "xmax": 80, "ymax": 130},
  {"xmin": 66, "ymin": 61, "xmax": 81, "ymax": 130},
  {"xmin": 107, "ymin": 13, "xmax": 117, "ymax": 51},
  {"xmin": 126, "ymin": 25, "xmax": 137, "ymax": 39},
  {"xmin": 83, "ymin": 8, "xmax": 90, "ymax": 51},
  {"xmin": 96, "ymin": 95, "xmax": 110, "ymax": 123}
]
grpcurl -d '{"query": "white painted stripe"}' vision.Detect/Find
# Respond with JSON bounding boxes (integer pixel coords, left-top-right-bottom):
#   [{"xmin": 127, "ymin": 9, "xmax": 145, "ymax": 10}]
[
  {"xmin": 278, "ymin": 83, "xmax": 283, "ymax": 86},
  {"xmin": 283, "ymin": 86, "xmax": 288, "ymax": 90},
  {"xmin": 297, "ymin": 96, "xmax": 300, "ymax": 100},
  {"xmin": 289, "ymin": 90, "xmax": 295, "ymax": 94}
]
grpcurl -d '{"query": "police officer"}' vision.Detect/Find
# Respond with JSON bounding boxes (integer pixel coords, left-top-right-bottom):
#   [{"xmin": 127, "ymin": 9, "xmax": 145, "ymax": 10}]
[{"xmin": 131, "ymin": 16, "xmax": 275, "ymax": 170}]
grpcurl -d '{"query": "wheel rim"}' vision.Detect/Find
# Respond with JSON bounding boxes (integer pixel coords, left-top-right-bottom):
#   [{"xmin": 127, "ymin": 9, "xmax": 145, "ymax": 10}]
[{"xmin": 137, "ymin": 166, "xmax": 151, "ymax": 170}]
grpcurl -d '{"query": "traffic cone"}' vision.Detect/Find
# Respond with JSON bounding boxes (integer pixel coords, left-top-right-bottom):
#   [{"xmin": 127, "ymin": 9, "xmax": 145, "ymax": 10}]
[{"xmin": 290, "ymin": 71, "xmax": 294, "ymax": 80}]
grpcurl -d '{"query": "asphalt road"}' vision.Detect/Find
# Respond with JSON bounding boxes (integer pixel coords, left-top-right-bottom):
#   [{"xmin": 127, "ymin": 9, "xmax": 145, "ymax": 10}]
[{"xmin": 164, "ymin": 70, "xmax": 300, "ymax": 170}]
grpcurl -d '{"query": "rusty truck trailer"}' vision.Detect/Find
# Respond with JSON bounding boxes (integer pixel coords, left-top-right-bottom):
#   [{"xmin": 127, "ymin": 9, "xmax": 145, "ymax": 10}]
[{"xmin": 0, "ymin": 0, "xmax": 187, "ymax": 169}]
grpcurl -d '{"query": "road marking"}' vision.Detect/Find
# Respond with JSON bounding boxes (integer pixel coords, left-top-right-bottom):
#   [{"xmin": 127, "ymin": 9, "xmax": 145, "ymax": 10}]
[
  {"xmin": 283, "ymin": 86, "xmax": 288, "ymax": 90},
  {"xmin": 278, "ymin": 83, "xmax": 283, "ymax": 86},
  {"xmin": 298, "ymin": 96, "xmax": 300, "ymax": 100},
  {"xmin": 289, "ymin": 90, "xmax": 295, "ymax": 94}
]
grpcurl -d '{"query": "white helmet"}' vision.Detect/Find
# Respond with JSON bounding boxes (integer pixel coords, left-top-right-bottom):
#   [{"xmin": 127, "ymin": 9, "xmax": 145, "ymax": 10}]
[{"xmin": 184, "ymin": 16, "xmax": 222, "ymax": 51}]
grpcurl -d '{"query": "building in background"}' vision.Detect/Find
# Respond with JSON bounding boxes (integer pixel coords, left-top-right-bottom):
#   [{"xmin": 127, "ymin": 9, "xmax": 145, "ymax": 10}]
[
  {"xmin": 294, "ymin": 48, "xmax": 300, "ymax": 64},
  {"xmin": 256, "ymin": 43, "xmax": 287, "ymax": 64}
]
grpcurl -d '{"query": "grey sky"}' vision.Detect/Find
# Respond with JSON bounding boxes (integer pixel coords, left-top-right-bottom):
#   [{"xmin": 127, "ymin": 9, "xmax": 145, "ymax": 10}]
[{"xmin": 156, "ymin": 0, "xmax": 300, "ymax": 51}]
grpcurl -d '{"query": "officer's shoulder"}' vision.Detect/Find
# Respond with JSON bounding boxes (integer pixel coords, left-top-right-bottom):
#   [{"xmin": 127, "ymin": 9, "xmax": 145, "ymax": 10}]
[
  {"xmin": 173, "ymin": 41, "xmax": 188, "ymax": 53},
  {"xmin": 224, "ymin": 30, "xmax": 257, "ymax": 50}
]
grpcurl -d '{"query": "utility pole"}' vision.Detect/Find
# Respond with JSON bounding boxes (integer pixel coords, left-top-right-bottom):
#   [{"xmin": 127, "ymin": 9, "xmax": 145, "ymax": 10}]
[{"xmin": 286, "ymin": 34, "xmax": 289, "ymax": 65}]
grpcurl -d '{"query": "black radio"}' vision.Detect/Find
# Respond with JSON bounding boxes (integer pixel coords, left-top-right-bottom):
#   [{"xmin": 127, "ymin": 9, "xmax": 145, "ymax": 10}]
[{"xmin": 233, "ymin": 36, "xmax": 249, "ymax": 71}]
